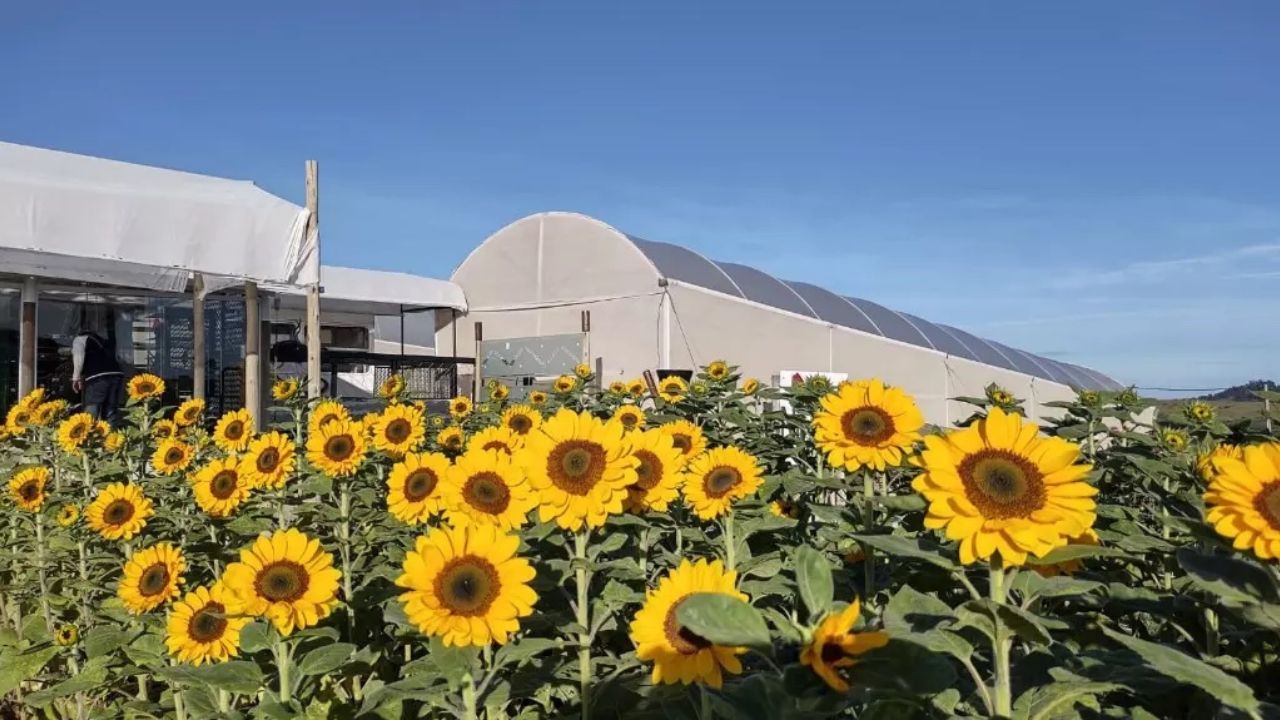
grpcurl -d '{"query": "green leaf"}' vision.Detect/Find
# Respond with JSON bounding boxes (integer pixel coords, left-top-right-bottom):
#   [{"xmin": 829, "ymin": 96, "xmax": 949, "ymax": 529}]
[
  {"xmin": 1026, "ymin": 544, "xmax": 1128, "ymax": 565},
  {"xmin": 794, "ymin": 546, "xmax": 834, "ymax": 619},
  {"xmin": 1012, "ymin": 681, "xmax": 1119, "ymax": 720},
  {"xmin": 493, "ymin": 637, "xmax": 561, "ymax": 667},
  {"xmin": 238, "ymin": 621, "xmax": 274, "ymax": 654},
  {"xmin": 1010, "ymin": 572, "xmax": 1103, "ymax": 602},
  {"xmin": 873, "ymin": 494, "xmax": 927, "ymax": 512},
  {"xmin": 883, "ymin": 585, "xmax": 955, "ymax": 634},
  {"xmin": 849, "ymin": 533, "xmax": 958, "ymax": 571},
  {"xmin": 254, "ymin": 700, "xmax": 299, "ymax": 720},
  {"xmin": 896, "ymin": 629, "xmax": 973, "ymax": 663},
  {"xmin": 1237, "ymin": 603, "xmax": 1280, "ymax": 631},
  {"xmin": 1176, "ymin": 547, "xmax": 1280, "ymax": 605},
  {"xmin": 24, "ymin": 659, "xmax": 110, "ymax": 708},
  {"xmin": 84, "ymin": 626, "xmax": 131, "ymax": 659},
  {"xmin": 0, "ymin": 646, "xmax": 60, "ymax": 697},
  {"xmin": 427, "ymin": 636, "xmax": 480, "ymax": 690},
  {"xmin": 960, "ymin": 600, "xmax": 1053, "ymax": 646},
  {"xmin": 161, "ymin": 660, "xmax": 266, "ymax": 695},
  {"xmin": 675, "ymin": 593, "xmax": 772, "ymax": 652},
  {"xmin": 297, "ymin": 642, "xmax": 355, "ymax": 676},
  {"xmin": 1101, "ymin": 626, "xmax": 1259, "ymax": 714}
]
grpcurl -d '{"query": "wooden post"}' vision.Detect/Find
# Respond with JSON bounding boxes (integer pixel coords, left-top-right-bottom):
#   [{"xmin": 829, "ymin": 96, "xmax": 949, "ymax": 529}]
[
  {"xmin": 244, "ymin": 282, "xmax": 261, "ymax": 424},
  {"xmin": 305, "ymin": 159, "xmax": 322, "ymax": 398},
  {"xmin": 17, "ymin": 277, "xmax": 36, "ymax": 397},
  {"xmin": 473, "ymin": 322, "xmax": 484, "ymax": 401},
  {"xmin": 192, "ymin": 274, "xmax": 206, "ymax": 400}
]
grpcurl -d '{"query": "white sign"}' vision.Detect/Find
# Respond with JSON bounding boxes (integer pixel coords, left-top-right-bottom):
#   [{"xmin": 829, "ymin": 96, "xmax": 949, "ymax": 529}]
[{"xmin": 777, "ymin": 370, "xmax": 848, "ymax": 388}]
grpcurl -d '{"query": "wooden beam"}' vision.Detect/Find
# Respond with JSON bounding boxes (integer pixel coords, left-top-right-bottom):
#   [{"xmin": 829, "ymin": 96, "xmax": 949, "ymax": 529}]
[
  {"xmin": 17, "ymin": 277, "xmax": 36, "ymax": 397},
  {"xmin": 192, "ymin": 274, "xmax": 206, "ymax": 400},
  {"xmin": 244, "ymin": 282, "xmax": 261, "ymax": 424},
  {"xmin": 305, "ymin": 159, "xmax": 322, "ymax": 398}
]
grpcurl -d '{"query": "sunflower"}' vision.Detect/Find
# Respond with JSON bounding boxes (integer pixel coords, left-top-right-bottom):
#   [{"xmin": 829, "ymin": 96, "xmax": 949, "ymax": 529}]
[
  {"xmin": 682, "ymin": 446, "xmax": 765, "ymax": 520},
  {"xmin": 307, "ymin": 419, "xmax": 368, "ymax": 478},
  {"xmin": 444, "ymin": 450, "xmax": 538, "ymax": 530},
  {"xmin": 813, "ymin": 379, "xmax": 924, "ymax": 472},
  {"xmin": 657, "ymin": 376, "xmax": 687, "ymax": 404},
  {"xmin": 429, "ymin": 415, "xmax": 446, "ymax": 429},
  {"xmin": 500, "ymin": 405, "xmax": 542, "ymax": 438},
  {"xmin": 86, "ymin": 483, "xmax": 154, "ymax": 540},
  {"xmin": 630, "ymin": 558, "xmax": 747, "ymax": 688},
  {"xmin": 92, "ymin": 419, "xmax": 111, "ymax": 443},
  {"xmin": 608, "ymin": 381, "xmax": 627, "ymax": 396},
  {"xmin": 741, "ymin": 378, "xmax": 760, "ymax": 396},
  {"xmin": 806, "ymin": 375, "xmax": 833, "ymax": 394},
  {"xmin": 166, "ymin": 583, "xmax": 250, "ymax": 666},
  {"xmin": 56, "ymin": 503, "xmax": 80, "ymax": 527},
  {"xmin": 800, "ymin": 598, "xmax": 888, "ymax": 693},
  {"xmin": 152, "ymin": 439, "xmax": 195, "ymax": 476},
  {"xmin": 372, "ymin": 403, "xmax": 425, "ymax": 456},
  {"xmin": 1204, "ymin": 443, "xmax": 1280, "ymax": 560},
  {"xmin": 118, "ymin": 543, "xmax": 186, "ymax": 614},
  {"xmin": 1198, "ymin": 443, "xmax": 1244, "ymax": 481},
  {"xmin": 449, "ymin": 395, "xmax": 473, "ymax": 419},
  {"xmin": 610, "ymin": 405, "xmax": 646, "ymax": 432},
  {"xmin": 379, "ymin": 374, "xmax": 407, "ymax": 399},
  {"xmin": 462, "ymin": 427, "xmax": 515, "ymax": 457},
  {"xmin": 396, "ymin": 523, "xmax": 537, "ymax": 647},
  {"xmin": 8, "ymin": 466, "xmax": 49, "ymax": 512},
  {"xmin": 272, "ymin": 378, "xmax": 300, "ymax": 402},
  {"xmin": 240, "ymin": 431, "xmax": 297, "ymax": 489},
  {"xmin": 4, "ymin": 404, "xmax": 32, "ymax": 435},
  {"xmin": 770, "ymin": 499, "xmax": 798, "ymax": 519},
  {"xmin": 221, "ymin": 529, "xmax": 342, "ymax": 635},
  {"xmin": 552, "ymin": 375, "xmax": 577, "ymax": 394},
  {"xmin": 437, "ymin": 426, "xmax": 465, "ymax": 453},
  {"xmin": 986, "ymin": 386, "xmax": 1015, "ymax": 407},
  {"xmin": 104, "ymin": 432, "xmax": 124, "ymax": 453},
  {"xmin": 520, "ymin": 409, "xmax": 639, "ymax": 530},
  {"xmin": 17, "ymin": 387, "xmax": 46, "ymax": 410},
  {"xmin": 912, "ymin": 406, "xmax": 1097, "ymax": 566},
  {"xmin": 127, "ymin": 373, "xmax": 166, "ymax": 402},
  {"xmin": 1033, "ymin": 529, "xmax": 1101, "ymax": 578},
  {"xmin": 152, "ymin": 419, "xmax": 180, "ymax": 441},
  {"xmin": 212, "ymin": 409, "xmax": 254, "ymax": 453},
  {"xmin": 31, "ymin": 400, "xmax": 68, "ymax": 426},
  {"xmin": 489, "ymin": 383, "xmax": 510, "ymax": 402},
  {"xmin": 1078, "ymin": 390, "xmax": 1101, "ymax": 407},
  {"xmin": 171, "ymin": 398, "xmax": 203, "ymax": 427},
  {"xmin": 387, "ymin": 451, "xmax": 451, "ymax": 524},
  {"xmin": 1161, "ymin": 429, "xmax": 1188, "ymax": 452},
  {"xmin": 55, "ymin": 624, "xmax": 78, "ymax": 647},
  {"xmin": 659, "ymin": 420, "xmax": 706, "ymax": 465},
  {"xmin": 56, "ymin": 412, "xmax": 95, "ymax": 454},
  {"xmin": 627, "ymin": 379, "xmax": 647, "ymax": 397},
  {"xmin": 690, "ymin": 381, "xmax": 709, "ymax": 397},
  {"xmin": 192, "ymin": 458, "xmax": 251, "ymax": 518},
  {"xmin": 1185, "ymin": 401, "xmax": 1216, "ymax": 423},
  {"xmin": 574, "ymin": 363, "xmax": 593, "ymax": 380},
  {"xmin": 706, "ymin": 360, "xmax": 730, "ymax": 381},
  {"xmin": 528, "ymin": 390, "xmax": 548, "ymax": 406},
  {"xmin": 623, "ymin": 429, "xmax": 684, "ymax": 513},
  {"xmin": 308, "ymin": 400, "xmax": 351, "ymax": 435}
]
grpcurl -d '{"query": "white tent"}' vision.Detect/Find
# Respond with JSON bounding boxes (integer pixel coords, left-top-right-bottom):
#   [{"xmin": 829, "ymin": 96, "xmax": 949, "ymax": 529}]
[{"xmin": 271, "ymin": 265, "xmax": 467, "ymax": 316}]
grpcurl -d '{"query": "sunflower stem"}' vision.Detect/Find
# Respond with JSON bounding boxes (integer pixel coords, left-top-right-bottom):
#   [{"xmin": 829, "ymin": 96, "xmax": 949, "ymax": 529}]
[
  {"xmin": 573, "ymin": 529, "xmax": 592, "ymax": 720},
  {"xmin": 989, "ymin": 557, "xmax": 1012, "ymax": 718},
  {"xmin": 862, "ymin": 471, "xmax": 876, "ymax": 605},
  {"xmin": 723, "ymin": 511, "xmax": 736, "ymax": 572},
  {"xmin": 34, "ymin": 512, "xmax": 53, "ymax": 634},
  {"xmin": 172, "ymin": 681, "xmax": 188, "ymax": 720},
  {"xmin": 462, "ymin": 669, "xmax": 478, "ymax": 720},
  {"xmin": 217, "ymin": 689, "xmax": 230, "ymax": 713},
  {"xmin": 275, "ymin": 634, "xmax": 293, "ymax": 705},
  {"xmin": 339, "ymin": 480, "xmax": 355, "ymax": 641},
  {"xmin": 638, "ymin": 527, "xmax": 649, "ymax": 575}
]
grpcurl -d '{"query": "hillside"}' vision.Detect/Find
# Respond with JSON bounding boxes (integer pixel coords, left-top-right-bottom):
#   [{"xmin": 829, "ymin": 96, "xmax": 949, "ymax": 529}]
[{"xmin": 1149, "ymin": 379, "xmax": 1275, "ymax": 430}]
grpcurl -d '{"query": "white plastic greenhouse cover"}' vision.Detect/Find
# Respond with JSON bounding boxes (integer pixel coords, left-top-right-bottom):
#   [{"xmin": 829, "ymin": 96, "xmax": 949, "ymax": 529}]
[
  {"xmin": 0, "ymin": 142, "xmax": 313, "ymax": 293},
  {"xmin": 270, "ymin": 265, "xmax": 468, "ymax": 315}
]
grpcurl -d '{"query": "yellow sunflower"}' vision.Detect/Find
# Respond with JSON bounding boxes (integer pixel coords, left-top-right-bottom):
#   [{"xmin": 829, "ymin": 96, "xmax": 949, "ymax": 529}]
[
  {"xmin": 552, "ymin": 375, "xmax": 577, "ymax": 394},
  {"xmin": 466, "ymin": 426, "xmax": 522, "ymax": 456},
  {"xmin": 610, "ymin": 405, "xmax": 647, "ymax": 433},
  {"xmin": 623, "ymin": 429, "xmax": 684, "ymax": 513},
  {"xmin": 212, "ymin": 409, "xmax": 254, "ymax": 453},
  {"xmin": 528, "ymin": 390, "xmax": 548, "ymax": 406},
  {"xmin": 519, "ymin": 409, "xmax": 639, "ymax": 530},
  {"xmin": 17, "ymin": 387, "xmax": 46, "ymax": 410},
  {"xmin": 56, "ymin": 503, "xmax": 80, "ymax": 527},
  {"xmin": 396, "ymin": 523, "xmax": 538, "ymax": 647},
  {"xmin": 308, "ymin": 400, "xmax": 351, "ymax": 435},
  {"xmin": 741, "ymin": 378, "xmax": 760, "ymax": 396},
  {"xmin": 57, "ymin": 412, "xmax": 95, "ymax": 454},
  {"xmin": 987, "ymin": 386, "xmax": 1015, "ymax": 406},
  {"xmin": 387, "ymin": 451, "xmax": 451, "ymax": 524},
  {"xmin": 657, "ymin": 376, "xmax": 687, "ymax": 404},
  {"xmin": 1199, "ymin": 443, "xmax": 1244, "ymax": 481},
  {"xmin": 770, "ymin": 499, "xmax": 799, "ymax": 519},
  {"xmin": 86, "ymin": 483, "xmax": 154, "ymax": 540},
  {"xmin": 4, "ymin": 403, "xmax": 32, "ymax": 435},
  {"xmin": 152, "ymin": 439, "xmax": 195, "ymax": 476},
  {"xmin": 444, "ymin": 450, "xmax": 538, "ymax": 530},
  {"xmin": 659, "ymin": 420, "xmax": 706, "ymax": 465},
  {"xmin": 608, "ymin": 380, "xmax": 627, "ymax": 395},
  {"xmin": 118, "ymin": 543, "xmax": 186, "ymax": 614},
  {"xmin": 799, "ymin": 598, "xmax": 888, "ymax": 693},
  {"xmin": 192, "ymin": 457, "xmax": 251, "ymax": 518},
  {"xmin": 379, "ymin": 374, "xmax": 407, "ymax": 399},
  {"xmin": 705, "ymin": 360, "xmax": 730, "ymax": 381},
  {"xmin": 8, "ymin": 466, "xmax": 49, "ymax": 512},
  {"xmin": 152, "ymin": 419, "xmax": 180, "ymax": 441},
  {"xmin": 104, "ymin": 431, "xmax": 124, "ymax": 454},
  {"xmin": 626, "ymin": 379, "xmax": 646, "ymax": 397},
  {"xmin": 372, "ymin": 403, "xmax": 426, "ymax": 456},
  {"xmin": 1185, "ymin": 401, "xmax": 1216, "ymax": 423},
  {"xmin": 574, "ymin": 363, "xmax": 593, "ymax": 380},
  {"xmin": 127, "ymin": 373, "xmax": 166, "ymax": 402},
  {"xmin": 1033, "ymin": 529, "xmax": 1101, "ymax": 577},
  {"xmin": 489, "ymin": 383, "xmax": 510, "ymax": 401},
  {"xmin": 813, "ymin": 379, "xmax": 925, "ymax": 472},
  {"xmin": 437, "ymin": 426, "xmax": 465, "ymax": 453},
  {"xmin": 429, "ymin": 415, "xmax": 446, "ymax": 429},
  {"xmin": 174, "ymin": 398, "xmax": 205, "ymax": 427},
  {"xmin": 55, "ymin": 624, "xmax": 78, "ymax": 647},
  {"xmin": 1161, "ymin": 429, "xmax": 1188, "ymax": 452},
  {"xmin": 912, "ymin": 406, "xmax": 1097, "ymax": 566},
  {"xmin": 240, "ymin": 431, "xmax": 297, "ymax": 489},
  {"xmin": 449, "ymin": 395, "xmax": 473, "ymax": 419},
  {"xmin": 272, "ymin": 378, "xmax": 300, "ymax": 402},
  {"xmin": 500, "ymin": 405, "xmax": 542, "ymax": 437},
  {"xmin": 682, "ymin": 446, "xmax": 765, "ymax": 520},
  {"xmin": 691, "ymin": 381, "xmax": 710, "ymax": 397},
  {"xmin": 307, "ymin": 419, "xmax": 368, "ymax": 478},
  {"xmin": 31, "ymin": 400, "xmax": 68, "ymax": 426},
  {"xmin": 1204, "ymin": 442, "xmax": 1280, "ymax": 560},
  {"xmin": 630, "ymin": 558, "xmax": 747, "ymax": 688},
  {"xmin": 166, "ymin": 583, "xmax": 250, "ymax": 666},
  {"xmin": 221, "ymin": 529, "xmax": 342, "ymax": 636}
]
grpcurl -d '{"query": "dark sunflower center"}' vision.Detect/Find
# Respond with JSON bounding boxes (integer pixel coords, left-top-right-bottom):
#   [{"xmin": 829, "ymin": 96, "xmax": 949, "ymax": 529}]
[
  {"xmin": 820, "ymin": 641, "xmax": 847, "ymax": 664},
  {"xmin": 224, "ymin": 421, "xmax": 244, "ymax": 440},
  {"xmin": 385, "ymin": 419, "xmax": 412, "ymax": 443},
  {"xmin": 703, "ymin": 466, "xmax": 743, "ymax": 498},
  {"xmin": 443, "ymin": 433, "xmax": 462, "ymax": 449},
  {"xmin": 482, "ymin": 440, "xmax": 512, "ymax": 454},
  {"xmin": 463, "ymin": 472, "xmax": 511, "ymax": 513},
  {"xmin": 139, "ymin": 563, "xmax": 171, "ymax": 597},
  {"xmin": 155, "ymin": 426, "xmax": 173, "ymax": 439},
  {"xmin": 959, "ymin": 450, "xmax": 1047, "ymax": 519},
  {"xmin": 182, "ymin": 408, "xmax": 198, "ymax": 422},
  {"xmin": 58, "ymin": 628, "xmax": 75, "ymax": 642},
  {"xmin": 1254, "ymin": 482, "xmax": 1280, "ymax": 530},
  {"xmin": 404, "ymin": 468, "xmax": 439, "ymax": 502},
  {"xmin": 548, "ymin": 440, "xmax": 606, "ymax": 495},
  {"xmin": 434, "ymin": 557, "xmax": 500, "ymax": 616},
  {"xmin": 18, "ymin": 481, "xmax": 39, "ymax": 500},
  {"xmin": 210, "ymin": 470, "xmax": 239, "ymax": 499},
  {"xmin": 13, "ymin": 411, "xmax": 30, "ymax": 424},
  {"xmin": 452, "ymin": 402, "xmax": 468, "ymax": 414},
  {"xmin": 255, "ymin": 561, "xmax": 310, "ymax": 602},
  {"xmin": 137, "ymin": 382, "xmax": 155, "ymax": 395},
  {"xmin": 317, "ymin": 413, "xmax": 340, "ymax": 428},
  {"xmin": 670, "ymin": 434, "xmax": 693, "ymax": 454},
  {"xmin": 324, "ymin": 434, "xmax": 355, "ymax": 461},
  {"xmin": 188, "ymin": 602, "xmax": 228, "ymax": 642},
  {"xmin": 632, "ymin": 450, "xmax": 662, "ymax": 491},
  {"xmin": 70, "ymin": 424, "xmax": 88, "ymax": 440},
  {"xmin": 840, "ymin": 406, "xmax": 895, "ymax": 446},
  {"xmin": 664, "ymin": 597, "xmax": 712, "ymax": 655},
  {"xmin": 619, "ymin": 411, "xmax": 640, "ymax": 428},
  {"xmin": 163, "ymin": 447, "xmax": 185, "ymax": 465},
  {"xmin": 104, "ymin": 499, "xmax": 135, "ymax": 526},
  {"xmin": 507, "ymin": 415, "xmax": 533, "ymax": 434}
]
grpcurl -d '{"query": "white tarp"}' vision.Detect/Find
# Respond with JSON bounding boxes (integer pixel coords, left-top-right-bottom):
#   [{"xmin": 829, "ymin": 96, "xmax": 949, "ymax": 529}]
[
  {"xmin": 0, "ymin": 141, "xmax": 314, "ymax": 289},
  {"xmin": 271, "ymin": 265, "xmax": 468, "ymax": 315}
]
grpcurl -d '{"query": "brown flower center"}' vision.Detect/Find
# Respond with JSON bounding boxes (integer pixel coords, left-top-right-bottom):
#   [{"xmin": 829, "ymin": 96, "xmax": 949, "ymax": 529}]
[
  {"xmin": 256, "ymin": 447, "xmax": 281, "ymax": 473},
  {"xmin": 663, "ymin": 596, "xmax": 712, "ymax": 655},
  {"xmin": 702, "ymin": 466, "xmax": 742, "ymax": 499},
  {"xmin": 138, "ymin": 562, "xmax": 171, "ymax": 597},
  {"xmin": 434, "ymin": 557, "xmax": 500, "ymax": 616},
  {"xmin": 618, "ymin": 411, "xmax": 640, "ymax": 429},
  {"xmin": 210, "ymin": 470, "xmax": 239, "ymax": 499},
  {"xmin": 104, "ymin": 499, "xmax": 135, "ymax": 526},
  {"xmin": 403, "ymin": 468, "xmax": 439, "ymax": 502},
  {"xmin": 163, "ymin": 447, "xmax": 186, "ymax": 466},
  {"xmin": 70, "ymin": 423, "xmax": 89, "ymax": 440},
  {"xmin": 548, "ymin": 440, "xmax": 606, "ymax": 495},
  {"xmin": 255, "ymin": 561, "xmax": 309, "ymax": 602},
  {"xmin": 959, "ymin": 449, "xmax": 1047, "ymax": 519},
  {"xmin": 384, "ymin": 419, "xmax": 412, "ymax": 444},
  {"xmin": 507, "ymin": 415, "xmax": 533, "ymax": 435},
  {"xmin": 137, "ymin": 382, "xmax": 156, "ymax": 395},
  {"xmin": 188, "ymin": 601, "xmax": 228, "ymax": 642},
  {"xmin": 223, "ymin": 420, "xmax": 244, "ymax": 441},
  {"xmin": 632, "ymin": 450, "xmax": 663, "ymax": 491},
  {"xmin": 482, "ymin": 440, "xmax": 512, "ymax": 455},
  {"xmin": 1254, "ymin": 482, "xmax": 1280, "ymax": 531},
  {"xmin": 670, "ymin": 433, "xmax": 693, "ymax": 455},
  {"xmin": 820, "ymin": 641, "xmax": 847, "ymax": 664},
  {"xmin": 463, "ymin": 472, "xmax": 512, "ymax": 514},
  {"xmin": 18, "ymin": 480, "xmax": 40, "ymax": 501},
  {"xmin": 840, "ymin": 406, "xmax": 895, "ymax": 446},
  {"xmin": 324, "ymin": 434, "xmax": 355, "ymax": 462}
]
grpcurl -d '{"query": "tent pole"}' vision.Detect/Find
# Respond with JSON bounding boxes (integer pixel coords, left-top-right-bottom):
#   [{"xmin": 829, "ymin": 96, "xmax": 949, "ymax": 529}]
[
  {"xmin": 400, "ymin": 304, "xmax": 405, "ymax": 356},
  {"xmin": 244, "ymin": 282, "xmax": 261, "ymax": 425},
  {"xmin": 18, "ymin": 276, "xmax": 37, "ymax": 397},
  {"xmin": 305, "ymin": 159, "xmax": 322, "ymax": 398},
  {"xmin": 192, "ymin": 274, "xmax": 206, "ymax": 400}
]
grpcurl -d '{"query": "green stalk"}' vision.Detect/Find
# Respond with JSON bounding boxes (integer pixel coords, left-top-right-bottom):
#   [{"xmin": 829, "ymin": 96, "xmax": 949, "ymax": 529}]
[
  {"xmin": 338, "ymin": 480, "xmax": 355, "ymax": 639},
  {"xmin": 989, "ymin": 558, "xmax": 1012, "ymax": 718},
  {"xmin": 574, "ymin": 530, "xmax": 592, "ymax": 720},
  {"xmin": 722, "ymin": 511, "xmax": 736, "ymax": 572},
  {"xmin": 638, "ymin": 527, "xmax": 650, "ymax": 575},
  {"xmin": 34, "ymin": 513, "xmax": 53, "ymax": 633},
  {"xmin": 274, "ymin": 634, "xmax": 293, "ymax": 704},
  {"xmin": 172, "ymin": 683, "xmax": 188, "ymax": 720},
  {"xmin": 1160, "ymin": 478, "xmax": 1173, "ymax": 590},
  {"xmin": 862, "ymin": 471, "xmax": 876, "ymax": 603},
  {"xmin": 462, "ymin": 670, "xmax": 478, "ymax": 720},
  {"xmin": 1086, "ymin": 418, "xmax": 1096, "ymax": 461}
]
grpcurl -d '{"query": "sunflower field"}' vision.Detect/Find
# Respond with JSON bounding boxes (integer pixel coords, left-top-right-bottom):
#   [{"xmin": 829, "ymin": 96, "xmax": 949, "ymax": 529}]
[{"xmin": 2, "ymin": 362, "xmax": 1280, "ymax": 719}]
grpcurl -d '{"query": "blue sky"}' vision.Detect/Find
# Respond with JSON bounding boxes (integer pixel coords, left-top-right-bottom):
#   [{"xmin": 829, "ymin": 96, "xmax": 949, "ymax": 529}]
[{"xmin": 3, "ymin": 1, "xmax": 1278, "ymax": 393}]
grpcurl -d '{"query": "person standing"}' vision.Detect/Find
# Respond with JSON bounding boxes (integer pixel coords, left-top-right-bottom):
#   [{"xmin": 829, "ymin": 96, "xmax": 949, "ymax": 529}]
[{"xmin": 72, "ymin": 322, "xmax": 124, "ymax": 424}]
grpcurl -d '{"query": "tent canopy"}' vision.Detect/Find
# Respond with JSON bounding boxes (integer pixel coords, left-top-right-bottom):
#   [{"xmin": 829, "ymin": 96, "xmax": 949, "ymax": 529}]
[
  {"xmin": 273, "ymin": 265, "xmax": 468, "ymax": 315},
  {"xmin": 0, "ymin": 142, "xmax": 313, "ymax": 292}
]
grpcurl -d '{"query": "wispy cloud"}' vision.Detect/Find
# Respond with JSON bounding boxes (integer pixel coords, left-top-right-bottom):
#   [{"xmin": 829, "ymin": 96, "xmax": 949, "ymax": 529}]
[{"xmin": 1048, "ymin": 242, "xmax": 1280, "ymax": 290}]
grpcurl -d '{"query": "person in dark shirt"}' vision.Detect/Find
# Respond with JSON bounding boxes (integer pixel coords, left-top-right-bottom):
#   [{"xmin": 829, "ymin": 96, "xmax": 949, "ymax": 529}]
[{"xmin": 72, "ymin": 320, "xmax": 124, "ymax": 424}]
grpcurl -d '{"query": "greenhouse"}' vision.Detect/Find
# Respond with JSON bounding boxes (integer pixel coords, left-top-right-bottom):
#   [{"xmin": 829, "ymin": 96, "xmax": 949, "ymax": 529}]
[{"xmin": 440, "ymin": 211, "xmax": 1123, "ymax": 423}]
